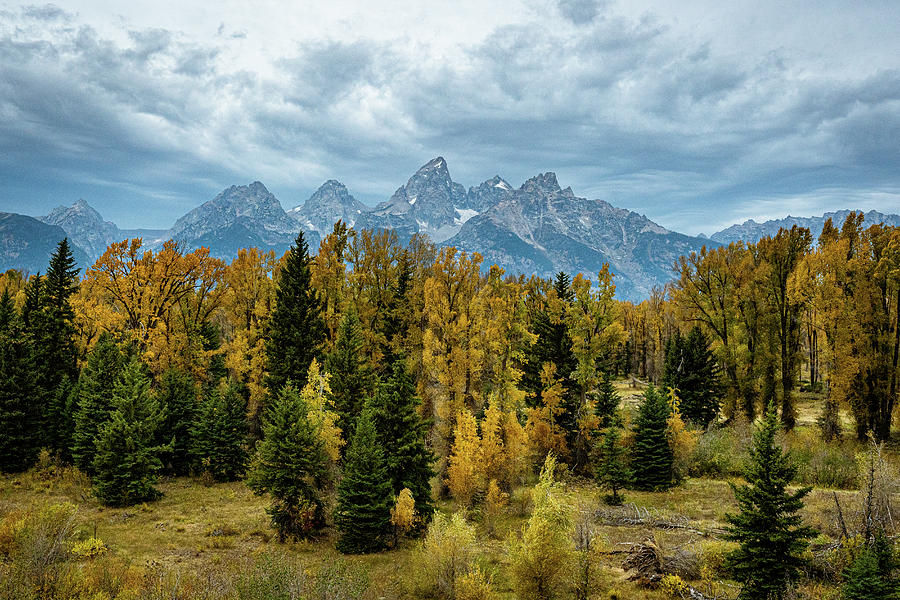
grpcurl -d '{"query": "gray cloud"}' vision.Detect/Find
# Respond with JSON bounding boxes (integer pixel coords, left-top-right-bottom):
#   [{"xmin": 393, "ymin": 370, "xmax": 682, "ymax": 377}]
[{"xmin": 0, "ymin": 2, "xmax": 898, "ymax": 233}]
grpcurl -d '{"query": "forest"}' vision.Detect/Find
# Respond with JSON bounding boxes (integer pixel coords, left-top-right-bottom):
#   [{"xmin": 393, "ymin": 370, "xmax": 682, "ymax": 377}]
[{"xmin": 1, "ymin": 212, "xmax": 899, "ymax": 600}]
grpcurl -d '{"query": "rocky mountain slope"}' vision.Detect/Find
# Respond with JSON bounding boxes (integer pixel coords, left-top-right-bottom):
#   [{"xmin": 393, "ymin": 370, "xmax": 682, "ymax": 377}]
[
  {"xmin": 40, "ymin": 199, "xmax": 120, "ymax": 259},
  {"xmin": 710, "ymin": 209, "xmax": 900, "ymax": 245},
  {"xmin": 446, "ymin": 172, "xmax": 710, "ymax": 300},
  {"xmin": 169, "ymin": 181, "xmax": 310, "ymax": 259},
  {"xmin": 287, "ymin": 180, "xmax": 369, "ymax": 235},
  {"xmin": 0, "ymin": 212, "xmax": 91, "ymax": 274}
]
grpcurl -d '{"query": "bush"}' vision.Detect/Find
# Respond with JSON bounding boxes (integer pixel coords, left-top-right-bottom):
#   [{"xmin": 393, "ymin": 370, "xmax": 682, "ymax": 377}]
[
  {"xmin": 237, "ymin": 553, "xmax": 306, "ymax": 600},
  {"xmin": 407, "ymin": 512, "xmax": 477, "ymax": 599},
  {"xmin": 788, "ymin": 431, "xmax": 858, "ymax": 489},
  {"xmin": 0, "ymin": 502, "xmax": 77, "ymax": 600},
  {"xmin": 689, "ymin": 425, "xmax": 749, "ymax": 479}
]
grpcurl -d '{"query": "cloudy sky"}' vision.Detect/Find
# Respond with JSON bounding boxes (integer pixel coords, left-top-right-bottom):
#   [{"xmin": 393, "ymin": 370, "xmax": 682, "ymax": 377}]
[{"xmin": 1, "ymin": 1, "xmax": 898, "ymax": 234}]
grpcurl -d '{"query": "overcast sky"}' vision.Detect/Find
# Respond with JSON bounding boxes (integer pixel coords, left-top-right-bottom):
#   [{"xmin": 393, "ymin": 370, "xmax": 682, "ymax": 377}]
[{"xmin": 1, "ymin": 1, "xmax": 898, "ymax": 234}]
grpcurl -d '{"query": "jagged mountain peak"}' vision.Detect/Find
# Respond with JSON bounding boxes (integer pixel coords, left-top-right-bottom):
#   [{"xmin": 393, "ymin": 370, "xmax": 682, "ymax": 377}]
[
  {"xmin": 40, "ymin": 198, "xmax": 119, "ymax": 260},
  {"xmin": 289, "ymin": 179, "xmax": 368, "ymax": 232},
  {"xmin": 521, "ymin": 172, "xmax": 562, "ymax": 194}
]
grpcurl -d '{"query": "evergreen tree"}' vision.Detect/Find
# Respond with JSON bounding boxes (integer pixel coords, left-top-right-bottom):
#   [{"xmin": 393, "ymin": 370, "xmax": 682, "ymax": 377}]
[
  {"xmin": 92, "ymin": 359, "xmax": 168, "ymax": 506},
  {"xmin": 200, "ymin": 320, "xmax": 228, "ymax": 386},
  {"xmin": 266, "ymin": 231, "xmax": 325, "ymax": 394},
  {"xmin": 71, "ymin": 333, "xmax": 125, "ymax": 473},
  {"xmin": 595, "ymin": 420, "xmax": 630, "ymax": 505},
  {"xmin": 842, "ymin": 532, "xmax": 900, "ymax": 600},
  {"xmin": 334, "ymin": 409, "xmax": 393, "ymax": 553},
  {"xmin": 663, "ymin": 326, "xmax": 721, "ymax": 427},
  {"xmin": 247, "ymin": 383, "xmax": 329, "ymax": 541},
  {"xmin": 325, "ymin": 310, "xmax": 373, "ymax": 440},
  {"xmin": 0, "ymin": 288, "xmax": 14, "ymax": 331},
  {"xmin": 521, "ymin": 272, "xmax": 582, "ymax": 457},
  {"xmin": 369, "ymin": 358, "xmax": 435, "ymax": 523},
  {"xmin": 592, "ymin": 371, "xmax": 620, "ymax": 427},
  {"xmin": 156, "ymin": 368, "xmax": 198, "ymax": 475},
  {"xmin": 192, "ymin": 383, "xmax": 249, "ymax": 482},
  {"xmin": 630, "ymin": 385, "xmax": 674, "ymax": 491},
  {"xmin": 0, "ymin": 315, "xmax": 40, "ymax": 472},
  {"xmin": 723, "ymin": 407, "xmax": 815, "ymax": 600}
]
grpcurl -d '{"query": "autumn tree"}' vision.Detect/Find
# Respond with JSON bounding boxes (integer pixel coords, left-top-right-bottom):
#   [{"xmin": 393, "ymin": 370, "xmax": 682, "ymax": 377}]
[
  {"xmin": 422, "ymin": 246, "xmax": 486, "ymax": 461},
  {"xmin": 447, "ymin": 408, "xmax": 481, "ymax": 507},
  {"xmin": 265, "ymin": 231, "xmax": 325, "ymax": 394},
  {"xmin": 83, "ymin": 238, "xmax": 225, "ymax": 376},
  {"xmin": 510, "ymin": 455, "xmax": 573, "ymax": 600},
  {"xmin": 753, "ymin": 226, "xmax": 812, "ymax": 429}
]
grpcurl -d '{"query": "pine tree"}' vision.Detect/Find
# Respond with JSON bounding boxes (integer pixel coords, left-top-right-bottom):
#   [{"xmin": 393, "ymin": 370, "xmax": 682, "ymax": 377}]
[
  {"xmin": 521, "ymin": 272, "xmax": 580, "ymax": 444},
  {"xmin": 842, "ymin": 532, "xmax": 900, "ymax": 599},
  {"xmin": 723, "ymin": 407, "xmax": 815, "ymax": 600},
  {"xmin": 592, "ymin": 371, "xmax": 620, "ymax": 427},
  {"xmin": 71, "ymin": 333, "xmax": 125, "ymax": 474},
  {"xmin": 663, "ymin": 326, "xmax": 721, "ymax": 427},
  {"xmin": 595, "ymin": 421, "xmax": 630, "ymax": 505},
  {"xmin": 630, "ymin": 385, "xmax": 674, "ymax": 491},
  {"xmin": 92, "ymin": 358, "xmax": 168, "ymax": 506},
  {"xmin": 325, "ymin": 310, "xmax": 373, "ymax": 440},
  {"xmin": 156, "ymin": 368, "xmax": 198, "ymax": 475},
  {"xmin": 0, "ymin": 315, "xmax": 40, "ymax": 472},
  {"xmin": 334, "ymin": 409, "xmax": 393, "ymax": 553},
  {"xmin": 247, "ymin": 383, "xmax": 329, "ymax": 541},
  {"xmin": 0, "ymin": 288, "xmax": 14, "ymax": 331},
  {"xmin": 266, "ymin": 231, "xmax": 325, "ymax": 394},
  {"xmin": 369, "ymin": 358, "xmax": 435, "ymax": 523},
  {"xmin": 39, "ymin": 239, "xmax": 81, "ymax": 454},
  {"xmin": 192, "ymin": 383, "xmax": 249, "ymax": 482}
]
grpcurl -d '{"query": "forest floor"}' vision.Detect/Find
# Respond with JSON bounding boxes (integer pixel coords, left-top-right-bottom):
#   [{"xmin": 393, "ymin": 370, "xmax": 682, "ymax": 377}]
[{"xmin": 1, "ymin": 387, "xmax": 896, "ymax": 599}]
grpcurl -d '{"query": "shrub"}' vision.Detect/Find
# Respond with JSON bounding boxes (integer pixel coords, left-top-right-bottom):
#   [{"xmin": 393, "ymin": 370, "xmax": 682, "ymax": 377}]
[
  {"xmin": 689, "ymin": 425, "xmax": 749, "ymax": 479},
  {"xmin": 407, "ymin": 512, "xmax": 477, "ymax": 599}
]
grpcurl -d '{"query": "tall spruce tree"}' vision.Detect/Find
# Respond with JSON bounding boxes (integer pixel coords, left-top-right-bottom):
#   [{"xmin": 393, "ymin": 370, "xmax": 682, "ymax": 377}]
[
  {"xmin": 156, "ymin": 368, "xmax": 198, "ymax": 475},
  {"xmin": 39, "ymin": 239, "xmax": 81, "ymax": 454},
  {"xmin": 0, "ymin": 312, "xmax": 40, "ymax": 472},
  {"xmin": 593, "ymin": 371, "xmax": 620, "ymax": 427},
  {"xmin": 595, "ymin": 420, "xmax": 630, "ymax": 505},
  {"xmin": 630, "ymin": 385, "xmax": 674, "ymax": 491},
  {"xmin": 266, "ymin": 231, "xmax": 325, "ymax": 394},
  {"xmin": 247, "ymin": 383, "xmax": 329, "ymax": 541},
  {"xmin": 369, "ymin": 358, "xmax": 435, "ymax": 523},
  {"xmin": 192, "ymin": 383, "xmax": 249, "ymax": 482},
  {"xmin": 71, "ymin": 333, "xmax": 125, "ymax": 473},
  {"xmin": 334, "ymin": 409, "xmax": 393, "ymax": 553},
  {"xmin": 325, "ymin": 310, "xmax": 373, "ymax": 440},
  {"xmin": 521, "ymin": 272, "xmax": 582, "ymax": 455},
  {"xmin": 662, "ymin": 326, "xmax": 721, "ymax": 427},
  {"xmin": 92, "ymin": 358, "xmax": 168, "ymax": 506},
  {"xmin": 723, "ymin": 407, "xmax": 815, "ymax": 600}
]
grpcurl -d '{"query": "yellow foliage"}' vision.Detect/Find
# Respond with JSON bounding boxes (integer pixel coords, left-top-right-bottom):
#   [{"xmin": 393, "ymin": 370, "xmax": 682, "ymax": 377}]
[
  {"xmin": 391, "ymin": 488, "xmax": 418, "ymax": 537},
  {"xmin": 71, "ymin": 536, "xmax": 108, "ymax": 560},
  {"xmin": 665, "ymin": 388, "xmax": 698, "ymax": 482},
  {"xmin": 525, "ymin": 363, "xmax": 569, "ymax": 462},
  {"xmin": 456, "ymin": 566, "xmax": 500, "ymax": 600},
  {"xmin": 447, "ymin": 409, "xmax": 482, "ymax": 507},
  {"xmin": 659, "ymin": 573, "xmax": 689, "ymax": 595},
  {"xmin": 300, "ymin": 359, "xmax": 344, "ymax": 463}
]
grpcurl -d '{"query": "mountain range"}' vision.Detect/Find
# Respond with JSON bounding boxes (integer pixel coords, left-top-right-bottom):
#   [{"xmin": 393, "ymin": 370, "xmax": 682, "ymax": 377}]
[{"xmin": 3, "ymin": 157, "xmax": 898, "ymax": 301}]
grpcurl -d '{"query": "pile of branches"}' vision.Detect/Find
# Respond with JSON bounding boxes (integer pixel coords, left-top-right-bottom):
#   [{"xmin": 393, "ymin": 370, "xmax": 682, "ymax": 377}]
[{"xmin": 596, "ymin": 503, "xmax": 724, "ymax": 537}]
